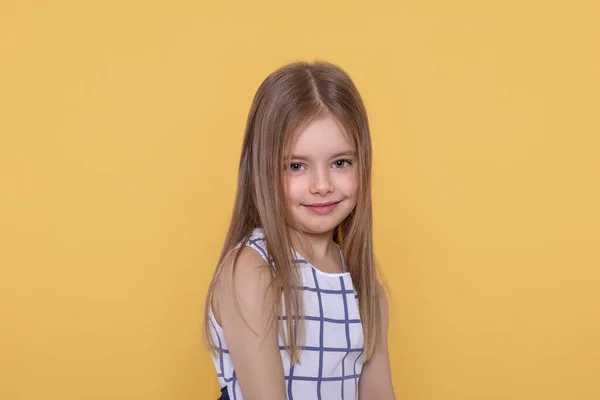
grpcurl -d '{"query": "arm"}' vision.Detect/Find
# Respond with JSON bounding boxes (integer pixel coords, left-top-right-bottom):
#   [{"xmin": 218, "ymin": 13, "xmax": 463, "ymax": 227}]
[
  {"xmin": 358, "ymin": 287, "xmax": 396, "ymax": 399},
  {"xmin": 212, "ymin": 246, "xmax": 287, "ymax": 400}
]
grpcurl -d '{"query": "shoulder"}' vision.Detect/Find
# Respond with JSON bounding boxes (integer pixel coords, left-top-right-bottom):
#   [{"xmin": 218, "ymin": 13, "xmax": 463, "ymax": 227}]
[
  {"xmin": 212, "ymin": 241, "xmax": 275, "ymax": 323},
  {"xmin": 217, "ymin": 243, "xmax": 273, "ymax": 293},
  {"xmin": 211, "ymin": 237, "xmax": 287, "ymax": 398},
  {"xmin": 223, "ymin": 227, "xmax": 269, "ymax": 275}
]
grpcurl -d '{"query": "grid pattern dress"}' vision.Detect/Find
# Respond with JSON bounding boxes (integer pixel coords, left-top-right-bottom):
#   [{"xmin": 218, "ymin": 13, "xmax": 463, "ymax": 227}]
[{"xmin": 209, "ymin": 228, "xmax": 365, "ymax": 400}]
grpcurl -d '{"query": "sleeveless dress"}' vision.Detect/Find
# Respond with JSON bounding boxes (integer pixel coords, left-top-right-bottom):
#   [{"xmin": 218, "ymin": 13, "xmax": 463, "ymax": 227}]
[{"xmin": 209, "ymin": 227, "xmax": 365, "ymax": 400}]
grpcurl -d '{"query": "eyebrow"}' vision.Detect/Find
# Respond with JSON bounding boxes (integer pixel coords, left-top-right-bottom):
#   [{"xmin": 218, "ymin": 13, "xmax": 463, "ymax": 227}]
[{"xmin": 288, "ymin": 150, "xmax": 356, "ymax": 161}]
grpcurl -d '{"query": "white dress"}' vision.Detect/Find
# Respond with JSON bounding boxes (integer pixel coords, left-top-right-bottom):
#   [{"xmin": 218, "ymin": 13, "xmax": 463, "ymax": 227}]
[{"xmin": 209, "ymin": 227, "xmax": 365, "ymax": 400}]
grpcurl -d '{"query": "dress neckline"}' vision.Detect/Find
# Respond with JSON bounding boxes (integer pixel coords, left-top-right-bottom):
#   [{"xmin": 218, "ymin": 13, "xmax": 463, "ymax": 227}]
[{"xmin": 292, "ymin": 243, "xmax": 350, "ymax": 277}]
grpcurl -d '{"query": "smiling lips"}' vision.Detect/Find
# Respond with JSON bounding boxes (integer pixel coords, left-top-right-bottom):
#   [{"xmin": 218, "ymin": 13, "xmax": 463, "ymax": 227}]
[{"xmin": 304, "ymin": 201, "xmax": 340, "ymax": 215}]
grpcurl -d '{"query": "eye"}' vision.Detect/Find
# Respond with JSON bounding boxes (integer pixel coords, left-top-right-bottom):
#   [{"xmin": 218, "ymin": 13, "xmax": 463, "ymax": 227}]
[
  {"xmin": 289, "ymin": 163, "xmax": 304, "ymax": 172},
  {"xmin": 332, "ymin": 159, "xmax": 351, "ymax": 168}
]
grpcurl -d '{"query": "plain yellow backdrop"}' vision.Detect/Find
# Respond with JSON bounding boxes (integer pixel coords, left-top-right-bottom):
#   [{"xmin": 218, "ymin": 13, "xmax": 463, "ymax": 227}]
[{"xmin": 1, "ymin": 1, "xmax": 599, "ymax": 399}]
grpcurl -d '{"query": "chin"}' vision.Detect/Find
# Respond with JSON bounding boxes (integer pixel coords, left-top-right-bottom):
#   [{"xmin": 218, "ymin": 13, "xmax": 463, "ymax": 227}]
[
  {"xmin": 302, "ymin": 224, "xmax": 337, "ymax": 236},
  {"xmin": 297, "ymin": 215, "xmax": 348, "ymax": 236}
]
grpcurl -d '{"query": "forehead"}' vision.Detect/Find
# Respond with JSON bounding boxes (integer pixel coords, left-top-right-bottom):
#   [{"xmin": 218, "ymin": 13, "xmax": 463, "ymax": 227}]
[{"xmin": 287, "ymin": 116, "xmax": 354, "ymax": 157}]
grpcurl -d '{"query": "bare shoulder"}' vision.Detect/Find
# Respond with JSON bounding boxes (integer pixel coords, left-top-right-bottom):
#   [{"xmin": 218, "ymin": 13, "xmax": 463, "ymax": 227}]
[
  {"xmin": 219, "ymin": 245, "xmax": 271, "ymax": 281},
  {"xmin": 212, "ymin": 245, "xmax": 275, "ymax": 326},
  {"xmin": 211, "ymin": 244, "xmax": 287, "ymax": 398}
]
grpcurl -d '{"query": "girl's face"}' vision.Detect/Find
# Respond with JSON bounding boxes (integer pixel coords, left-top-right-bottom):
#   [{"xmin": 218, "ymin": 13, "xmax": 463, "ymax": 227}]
[{"xmin": 284, "ymin": 116, "xmax": 358, "ymax": 236}]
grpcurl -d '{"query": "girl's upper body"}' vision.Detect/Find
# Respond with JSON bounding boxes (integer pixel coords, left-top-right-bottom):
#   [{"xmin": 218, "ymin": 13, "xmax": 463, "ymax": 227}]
[
  {"xmin": 209, "ymin": 227, "xmax": 366, "ymax": 400},
  {"xmin": 204, "ymin": 61, "xmax": 395, "ymax": 400}
]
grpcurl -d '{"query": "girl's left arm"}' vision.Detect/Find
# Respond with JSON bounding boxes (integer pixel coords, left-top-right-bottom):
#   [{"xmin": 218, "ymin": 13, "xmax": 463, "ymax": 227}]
[{"xmin": 358, "ymin": 288, "xmax": 396, "ymax": 399}]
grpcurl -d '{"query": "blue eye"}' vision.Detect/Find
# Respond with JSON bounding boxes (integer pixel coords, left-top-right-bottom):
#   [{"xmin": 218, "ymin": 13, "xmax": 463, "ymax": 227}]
[
  {"xmin": 333, "ymin": 160, "xmax": 351, "ymax": 168},
  {"xmin": 289, "ymin": 163, "xmax": 304, "ymax": 171}
]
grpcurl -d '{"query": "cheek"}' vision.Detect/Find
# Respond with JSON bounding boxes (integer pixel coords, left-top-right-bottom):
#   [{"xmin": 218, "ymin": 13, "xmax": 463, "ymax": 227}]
[
  {"xmin": 340, "ymin": 171, "xmax": 359, "ymax": 198},
  {"xmin": 284, "ymin": 177, "xmax": 303, "ymax": 203}
]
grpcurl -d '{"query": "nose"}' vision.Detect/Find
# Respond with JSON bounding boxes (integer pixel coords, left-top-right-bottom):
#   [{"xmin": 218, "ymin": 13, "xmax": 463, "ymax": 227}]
[{"xmin": 309, "ymin": 167, "xmax": 334, "ymax": 196}]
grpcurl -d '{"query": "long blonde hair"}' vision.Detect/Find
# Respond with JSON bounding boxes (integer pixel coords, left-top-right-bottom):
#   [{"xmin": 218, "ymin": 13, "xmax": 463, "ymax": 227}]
[{"xmin": 203, "ymin": 60, "xmax": 381, "ymax": 362}]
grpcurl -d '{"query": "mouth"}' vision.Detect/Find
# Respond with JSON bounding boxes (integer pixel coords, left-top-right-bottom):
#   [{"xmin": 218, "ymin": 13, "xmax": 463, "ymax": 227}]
[{"xmin": 303, "ymin": 201, "xmax": 340, "ymax": 215}]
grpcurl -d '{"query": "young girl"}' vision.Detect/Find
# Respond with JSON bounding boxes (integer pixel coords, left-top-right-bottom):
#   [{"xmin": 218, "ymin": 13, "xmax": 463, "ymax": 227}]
[{"xmin": 204, "ymin": 61, "xmax": 395, "ymax": 400}]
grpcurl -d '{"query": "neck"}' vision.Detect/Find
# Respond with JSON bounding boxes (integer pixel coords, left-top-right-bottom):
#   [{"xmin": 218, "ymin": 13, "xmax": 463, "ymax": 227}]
[{"xmin": 289, "ymin": 228, "xmax": 337, "ymax": 262}]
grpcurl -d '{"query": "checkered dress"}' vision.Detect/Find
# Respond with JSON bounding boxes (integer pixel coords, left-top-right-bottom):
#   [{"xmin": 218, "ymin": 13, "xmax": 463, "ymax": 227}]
[{"xmin": 209, "ymin": 228, "xmax": 365, "ymax": 400}]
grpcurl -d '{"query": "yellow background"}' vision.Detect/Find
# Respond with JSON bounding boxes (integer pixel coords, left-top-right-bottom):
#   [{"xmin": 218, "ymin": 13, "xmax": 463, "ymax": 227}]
[{"xmin": 1, "ymin": 1, "xmax": 599, "ymax": 399}]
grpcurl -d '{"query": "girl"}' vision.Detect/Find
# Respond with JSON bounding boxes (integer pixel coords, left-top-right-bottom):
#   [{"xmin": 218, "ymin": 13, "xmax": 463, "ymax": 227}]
[{"xmin": 204, "ymin": 61, "xmax": 395, "ymax": 400}]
